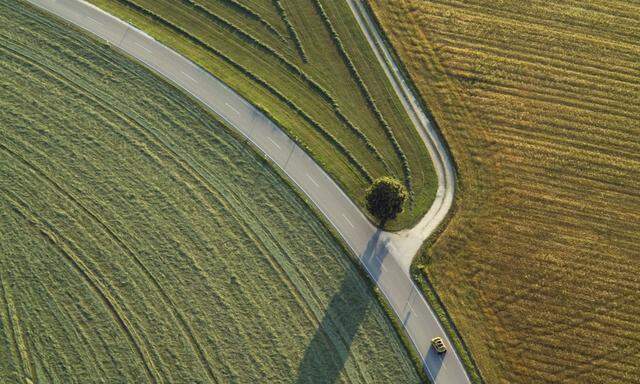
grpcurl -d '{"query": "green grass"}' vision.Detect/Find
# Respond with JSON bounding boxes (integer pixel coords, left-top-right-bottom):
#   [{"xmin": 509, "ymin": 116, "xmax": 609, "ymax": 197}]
[
  {"xmin": 85, "ymin": 0, "xmax": 437, "ymax": 230},
  {"xmin": 0, "ymin": 2, "xmax": 423, "ymax": 382}
]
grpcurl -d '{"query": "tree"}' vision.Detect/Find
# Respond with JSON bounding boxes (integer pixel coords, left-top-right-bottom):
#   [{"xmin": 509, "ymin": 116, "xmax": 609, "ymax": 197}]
[{"xmin": 364, "ymin": 177, "xmax": 407, "ymax": 222}]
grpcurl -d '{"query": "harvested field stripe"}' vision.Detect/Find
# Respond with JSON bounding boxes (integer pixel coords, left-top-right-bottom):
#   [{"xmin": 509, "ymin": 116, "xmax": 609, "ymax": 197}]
[
  {"xmin": 428, "ymin": 15, "xmax": 639, "ymax": 79},
  {"xmin": 443, "ymin": 62, "xmax": 639, "ymax": 120},
  {"xmin": 439, "ymin": 0, "xmax": 640, "ymax": 53},
  {"xmin": 451, "ymin": 0, "xmax": 640, "ymax": 49},
  {"xmin": 436, "ymin": 34, "xmax": 640, "ymax": 92}
]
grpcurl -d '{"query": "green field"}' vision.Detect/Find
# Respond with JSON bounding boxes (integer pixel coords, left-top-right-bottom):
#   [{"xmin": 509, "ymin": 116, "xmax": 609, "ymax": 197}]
[
  {"xmin": 0, "ymin": 2, "xmax": 422, "ymax": 383},
  {"xmin": 85, "ymin": 0, "xmax": 437, "ymax": 229},
  {"xmin": 371, "ymin": 0, "xmax": 640, "ymax": 383}
]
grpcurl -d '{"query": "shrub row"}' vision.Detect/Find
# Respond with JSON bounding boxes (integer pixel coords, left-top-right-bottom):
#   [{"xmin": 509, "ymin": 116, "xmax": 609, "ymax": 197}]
[
  {"xmin": 272, "ymin": 0, "xmax": 308, "ymax": 62},
  {"xmin": 217, "ymin": 0, "xmax": 284, "ymax": 41},
  {"xmin": 311, "ymin": 0, "xmax": 413, "ymax": 195},
  {"xmin": 115, "ymin": 0, "xmax": 373, "ymax": 182}
]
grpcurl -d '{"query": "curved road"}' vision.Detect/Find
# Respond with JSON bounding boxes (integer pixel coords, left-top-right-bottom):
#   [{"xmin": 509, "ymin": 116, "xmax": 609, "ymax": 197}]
[{"xmin": 26, "ymin": 0, "xmax": 469, "ymax": 383}]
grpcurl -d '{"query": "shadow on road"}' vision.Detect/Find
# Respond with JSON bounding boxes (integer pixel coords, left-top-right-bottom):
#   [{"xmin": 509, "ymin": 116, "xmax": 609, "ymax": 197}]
[
  {"xmin": 295, "ymin": 230, "xmax": 392, "ymax": 384},
  {"xmin": 425, "ymin": 347, "xmax": 444, "ymax": 380}
]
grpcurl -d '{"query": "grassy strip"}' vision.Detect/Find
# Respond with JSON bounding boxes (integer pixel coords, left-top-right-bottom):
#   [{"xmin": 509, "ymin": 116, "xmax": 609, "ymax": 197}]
[
  {"xmin": 312, "ymin": 0, "xmax": 413, "ymax": 195},
  {"xmin": 251, "ymin": 98, "xmax": 383, "ymax": 178},
  {"xmin": 114, "ymin": 0, "xmax": 373, "ymax": 182},
  {"xmin": 359, "ymin": 0, "xmax": 459, "ymax": 178},
  {"xmin": 272, "ymin": 0, "xmax": 307, "ymax": 62},
  {"xmin": 149, "ymin": 0, "xmax": 386, "ymax": 168},
  {"xmin": 216, "ymin": 0, "xmax": 284, "ymax": 40}
]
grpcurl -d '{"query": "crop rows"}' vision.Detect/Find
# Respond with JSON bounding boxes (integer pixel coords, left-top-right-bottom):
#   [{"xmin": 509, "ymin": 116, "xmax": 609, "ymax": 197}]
[
  {"xmin": 0, "ymin": 2, "xmax": 422, "ymax": 382},
  {"xmin": 371, "ymin": 0, "xmax": 640, "ymax": 383}
]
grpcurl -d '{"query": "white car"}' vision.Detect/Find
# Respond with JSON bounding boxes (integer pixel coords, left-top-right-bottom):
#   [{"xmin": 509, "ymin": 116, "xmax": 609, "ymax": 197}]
[{"xmin": 431, "ymin": 337, "xmax": 447, "ymax": 354}]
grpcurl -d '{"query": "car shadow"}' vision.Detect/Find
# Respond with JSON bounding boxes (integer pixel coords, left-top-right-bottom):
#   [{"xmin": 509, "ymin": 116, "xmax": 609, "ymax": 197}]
[
  {"xmin": 294, "ymin": 230, "xmax": 389, "ymax": 383},
  {"xmin": 425, "ymin": 345, "xmax": 444, "ymax": 380}
]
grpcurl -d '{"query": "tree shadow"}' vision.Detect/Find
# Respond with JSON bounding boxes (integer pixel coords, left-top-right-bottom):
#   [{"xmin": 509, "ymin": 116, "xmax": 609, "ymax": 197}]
[{"xmin": 295, "ymin": 230, "xmax": 391, "ymax": 384}]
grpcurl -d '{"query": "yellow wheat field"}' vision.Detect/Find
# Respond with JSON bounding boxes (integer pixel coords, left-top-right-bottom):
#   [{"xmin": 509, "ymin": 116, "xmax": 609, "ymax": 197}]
[{"xmin": 370, "ymin": 0, "xmax": 640, "ymax": 383}]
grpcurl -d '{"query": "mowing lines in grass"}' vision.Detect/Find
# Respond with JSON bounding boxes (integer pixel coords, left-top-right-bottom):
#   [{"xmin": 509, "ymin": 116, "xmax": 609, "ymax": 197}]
[{"xmin": 109, "ymin": 0, "xmax": 375, "ymax": 182}]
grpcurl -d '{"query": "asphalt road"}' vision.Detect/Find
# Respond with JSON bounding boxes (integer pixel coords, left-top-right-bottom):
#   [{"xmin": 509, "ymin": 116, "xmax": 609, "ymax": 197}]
[{"xmin": 26, "ymin": 0, "xmax": 470, "ymax": 382}]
